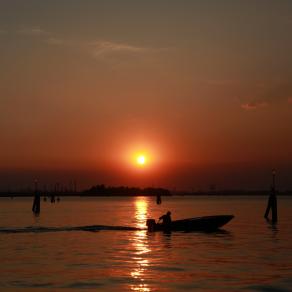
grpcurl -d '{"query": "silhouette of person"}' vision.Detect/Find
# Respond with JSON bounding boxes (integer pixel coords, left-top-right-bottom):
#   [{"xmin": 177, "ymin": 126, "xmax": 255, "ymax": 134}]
[{"xmin": 159, "ymin": 211, "xmax": 172, "ymax": 230}]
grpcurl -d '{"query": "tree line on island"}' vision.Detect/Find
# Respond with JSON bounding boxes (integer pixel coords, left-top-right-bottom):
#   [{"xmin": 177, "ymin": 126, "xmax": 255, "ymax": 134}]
[
  {"xmin": 1, "ymin": 184, "xmax": 292, "ymax": 197},
  {"xmin": 83, "ymin": 184, "xmax": 171, "ymax": 196}
]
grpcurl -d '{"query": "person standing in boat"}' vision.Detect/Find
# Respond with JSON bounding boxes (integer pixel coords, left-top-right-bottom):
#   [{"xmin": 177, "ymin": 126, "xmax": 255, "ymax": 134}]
[{"xmin": 159, "ymin": 211, "xmax": 172, "ymax": 230}]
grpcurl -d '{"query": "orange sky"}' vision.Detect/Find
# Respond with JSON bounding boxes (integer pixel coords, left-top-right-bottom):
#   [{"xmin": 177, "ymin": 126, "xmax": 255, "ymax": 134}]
[{"xmin": 1, "ymin": 1, "xmax": 292, "ymax": 190}]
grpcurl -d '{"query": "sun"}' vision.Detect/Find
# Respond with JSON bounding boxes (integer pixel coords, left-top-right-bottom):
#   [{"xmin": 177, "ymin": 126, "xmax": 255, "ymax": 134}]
[
  {"xmin": 136, "ymin": 155, "xmax": 146, "ymax": 166},
  {"xmin": 127, "ymin": 148, "xmax": 154, "ymax": 169}
]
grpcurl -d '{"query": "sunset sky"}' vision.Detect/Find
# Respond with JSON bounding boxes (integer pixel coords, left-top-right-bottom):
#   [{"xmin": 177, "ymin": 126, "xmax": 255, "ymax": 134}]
[{"xmin": 1, "ymin": 0, "xmax": 292, "ymax": 190}]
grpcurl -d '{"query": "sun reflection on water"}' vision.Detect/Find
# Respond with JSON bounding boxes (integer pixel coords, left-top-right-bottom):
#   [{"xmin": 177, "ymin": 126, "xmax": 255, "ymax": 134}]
[{"xmin": 130, "ymin": 197, "xmax": 151, "ymax": 292}]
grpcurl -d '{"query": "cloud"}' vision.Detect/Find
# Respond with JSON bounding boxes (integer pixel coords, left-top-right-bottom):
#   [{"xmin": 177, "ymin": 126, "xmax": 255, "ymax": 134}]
[
  {"xmin": 44, "ymin": 37, "xmax": 150, "ymax": 58},
  {"xmin": 46, "ymin": 38, "xmax": 156, "ymax": 60},
  {"xmin": 17, "ymin": 27, "xmax": 49, "ymax": 36},
  {"xmin": 89, "ymin": 40, "xmax": 149, "ymax": 58},
  {"xmin": 241, "ymin": 101, "xmax": 269, "ymax": 111},
  {"xmin": 239, "ymin": 82, "xmax": 292, "ymax": 110},
  {"xmin": 15, "ymin": 27, "xmax": 162, "ymax": 61}
]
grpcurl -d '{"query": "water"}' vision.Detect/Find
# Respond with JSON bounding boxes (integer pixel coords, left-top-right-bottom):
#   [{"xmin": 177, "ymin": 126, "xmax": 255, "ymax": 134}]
[{"xmin": 0, "ymin": 196, "xmax": 291, "ymax": 291}]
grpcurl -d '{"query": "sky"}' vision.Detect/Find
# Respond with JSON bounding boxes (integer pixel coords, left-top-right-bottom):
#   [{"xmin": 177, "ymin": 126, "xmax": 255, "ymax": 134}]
[{"xmin": 1, "ymin": 0, "xmax": 292, "ymax": 190}]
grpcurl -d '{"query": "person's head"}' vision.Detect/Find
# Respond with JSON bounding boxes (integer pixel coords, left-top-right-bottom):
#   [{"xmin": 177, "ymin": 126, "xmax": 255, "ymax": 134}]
[{"xmin": 167, "ymin": 211, "xmax": 171, "ymax": 216}]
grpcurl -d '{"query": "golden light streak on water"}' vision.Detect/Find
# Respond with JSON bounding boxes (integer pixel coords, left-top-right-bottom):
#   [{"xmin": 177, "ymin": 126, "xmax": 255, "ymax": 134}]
[
  {"xmin": 130, "ymin": 197, "xmax": 151, "ymax": 291},
  {"xmin": 134, "ymin": 198, "xmax": 149, "ymax": 229}
]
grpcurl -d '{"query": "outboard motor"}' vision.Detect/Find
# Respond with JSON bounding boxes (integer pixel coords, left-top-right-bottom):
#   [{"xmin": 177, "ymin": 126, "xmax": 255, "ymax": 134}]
[{"xmin": 146, "ymin": 219, "xmax": 156, "ymax": 231}]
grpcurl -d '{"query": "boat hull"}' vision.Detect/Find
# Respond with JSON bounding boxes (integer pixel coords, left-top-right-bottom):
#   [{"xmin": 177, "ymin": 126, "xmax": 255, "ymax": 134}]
[{"xmin": 148, "ymin": 215, "xmax": 234, "ymax": 232}]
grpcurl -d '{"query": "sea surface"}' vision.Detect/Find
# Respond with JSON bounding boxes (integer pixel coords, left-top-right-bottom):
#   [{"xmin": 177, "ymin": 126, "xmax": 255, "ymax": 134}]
[{"xmin": 0, "ymin": 196, "xmax": 291, "ymax": 291}]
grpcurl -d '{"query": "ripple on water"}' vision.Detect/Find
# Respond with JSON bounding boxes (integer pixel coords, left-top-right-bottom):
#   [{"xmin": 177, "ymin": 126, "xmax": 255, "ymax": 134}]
[{"xmin": 0, "ymin": 196, "xmax": 292, "ymax": 291}]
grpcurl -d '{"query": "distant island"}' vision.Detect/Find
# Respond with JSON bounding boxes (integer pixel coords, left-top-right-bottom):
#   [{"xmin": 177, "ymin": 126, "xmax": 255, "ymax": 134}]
[
  {"xmin": 83, "ymin": 184, "xmax": 171, "ymax": 196},
  {"xmin": 0, "ymin": 184, "xmax": 292, "ymax": 197}
]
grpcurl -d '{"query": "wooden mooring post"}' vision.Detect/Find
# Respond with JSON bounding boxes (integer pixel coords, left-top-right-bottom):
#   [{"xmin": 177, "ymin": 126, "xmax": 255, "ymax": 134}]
[
  {"xmin": 264, "ymin": 169, "xmax": 278, "ymax": 223},
  {"xmin": 32, "ymin": 179, "xmax": 40, "ymax": 214}
]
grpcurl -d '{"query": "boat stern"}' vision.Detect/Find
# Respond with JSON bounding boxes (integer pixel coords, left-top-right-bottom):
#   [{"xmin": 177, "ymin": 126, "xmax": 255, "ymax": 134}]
[{"xmin": 146, "ymin": 219, "xmax": 156, "ymax": 231}]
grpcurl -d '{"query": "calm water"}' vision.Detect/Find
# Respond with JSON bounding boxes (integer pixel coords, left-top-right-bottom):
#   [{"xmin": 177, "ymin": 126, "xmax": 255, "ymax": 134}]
[{"xmin": 0, "ymin": 196, "xmax": 291, "ymax": 291}]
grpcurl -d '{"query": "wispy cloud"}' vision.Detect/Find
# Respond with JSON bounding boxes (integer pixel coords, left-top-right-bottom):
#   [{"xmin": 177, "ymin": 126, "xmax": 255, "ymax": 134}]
[
  {"xmin": 17, "ymin": 27, "xmax": 49, "ymax": 36},
  {"xmin": 89, "ymin": 40, "xmax": 149, "ymax": 58},
  {"xmin": 239, "ymin": 82, "xmax": 292, "ymax": 111},
  {"xmin": 15, "ymin": 26, "xmax": 163, "ymax": 61},
  {"xmin": 45, "ymin": 38, "xmax": 152, "ymax": 60},
  {"xmin": 241, "ymin": 101, "xmax": 268, "ymax": 111}
]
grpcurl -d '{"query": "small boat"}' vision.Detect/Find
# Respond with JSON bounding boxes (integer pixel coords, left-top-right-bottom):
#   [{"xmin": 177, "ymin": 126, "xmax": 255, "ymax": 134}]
[{"xmin": 146, "ymin": 215, "xmax": 234, "ymax": 232}]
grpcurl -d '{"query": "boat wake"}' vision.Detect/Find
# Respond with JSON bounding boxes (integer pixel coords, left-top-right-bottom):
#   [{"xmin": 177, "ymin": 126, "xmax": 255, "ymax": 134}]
[{"xmin": 0, "ymin": 225, "xmax": 143, "ymax": 234}]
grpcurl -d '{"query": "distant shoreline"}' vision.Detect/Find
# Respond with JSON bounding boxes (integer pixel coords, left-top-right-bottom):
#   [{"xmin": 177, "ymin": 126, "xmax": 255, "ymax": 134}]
[
  {"xmin": 1, "ymin": 191, "xmax": 292, "ymax": 197},
  {"xmin": 1, "ymin": 184, "xmax": 291, "ymax": 197}
]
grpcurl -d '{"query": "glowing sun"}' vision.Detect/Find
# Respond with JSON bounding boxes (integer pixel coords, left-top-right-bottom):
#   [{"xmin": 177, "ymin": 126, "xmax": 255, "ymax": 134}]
[{"xmin": 136, "ymin": 155, "xmax": 146, "ymax": 166}]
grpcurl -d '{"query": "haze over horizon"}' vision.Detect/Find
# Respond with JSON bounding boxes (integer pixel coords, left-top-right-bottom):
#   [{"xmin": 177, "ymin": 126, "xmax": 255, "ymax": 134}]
[{"xmin": 1, "ymin": 1, "xmax": 292, "ymax": 190}]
